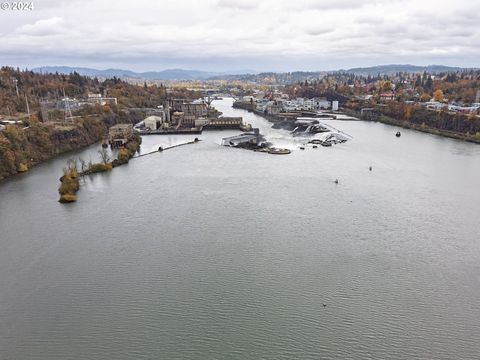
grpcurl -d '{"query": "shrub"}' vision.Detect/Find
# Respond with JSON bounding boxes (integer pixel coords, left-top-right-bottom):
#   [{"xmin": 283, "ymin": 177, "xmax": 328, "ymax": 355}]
[
  {"xmin": 59, "ymin": 194, "xmax": 78, "ymax": 203},
  {"xmin": 58, "ymin": 167, "xmax": 80, "ymax": 202},
  {"xmin": 117, "ymin": 148, "xmax": 129, "ymax": 162},
  {"xmin": 126, "ymin": 141, "xmax": 139, "ymax": 156},
  {"xmin": 87, "ymin": 162, "xmax": 112, "ymax": 173}
]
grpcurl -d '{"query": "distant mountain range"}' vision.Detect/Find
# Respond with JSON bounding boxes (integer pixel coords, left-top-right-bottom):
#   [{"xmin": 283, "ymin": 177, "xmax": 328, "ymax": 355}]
[
  {"xmin": 340, "ymin": 64, "xmax": 470, "ymax": 76},
  {"xmin": 31, "ymin": 64, "xmax": 476, "ymax": 82},
  {"xmin": 32, "ymin": 66, "xmax": 226, "ymax": 80}
]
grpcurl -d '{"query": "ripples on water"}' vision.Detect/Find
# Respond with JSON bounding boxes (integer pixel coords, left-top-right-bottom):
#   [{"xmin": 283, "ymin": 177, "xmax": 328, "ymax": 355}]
[{"xmin": 0, "ymin": 98, "xmax": 479, "ymax": 359}]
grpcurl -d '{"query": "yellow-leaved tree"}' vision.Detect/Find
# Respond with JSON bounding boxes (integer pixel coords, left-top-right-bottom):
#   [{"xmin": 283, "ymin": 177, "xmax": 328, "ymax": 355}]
[
  {"xmin": 433, "ymin": 89, "xmax": 444, "ymax": 102},
  {"xmin": 420, "ymin": 93, "xmax": 431, "ymax": 102}
]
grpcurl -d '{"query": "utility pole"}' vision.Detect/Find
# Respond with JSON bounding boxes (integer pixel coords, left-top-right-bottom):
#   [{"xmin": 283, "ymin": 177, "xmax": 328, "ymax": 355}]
[
  {"xmin": 63, "ymin": 89, "xmax": 73, "ymax": 123},
  {"xmin": 25, "ymin": 95, "xmax": 31, "ymax": 120},
  {"xmin": 40, "ymin": 101, "xmax": 49, "ymax": 122},
  {"xmin": 11, "ymin": 77, "xmax": 19, "ymax": 98}
]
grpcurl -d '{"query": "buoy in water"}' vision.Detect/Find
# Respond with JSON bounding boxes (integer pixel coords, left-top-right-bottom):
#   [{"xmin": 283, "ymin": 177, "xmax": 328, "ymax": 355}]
[
  {"xmin": 396, "ymin": 131, "xmax": 401, "ymax": 137},
  {"xmin": 334, "ymin": 179, "xmax": 339, "ymax": 184},
  {"xmin": 369, "ymin": 166, "xmax": 372, "ymax": 171}
]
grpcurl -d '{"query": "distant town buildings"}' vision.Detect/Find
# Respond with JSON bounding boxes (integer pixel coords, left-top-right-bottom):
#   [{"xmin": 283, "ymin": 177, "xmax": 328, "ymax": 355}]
[{"xmin": 235, "ymin": 93, "xmax": 338, "ymax": 116}]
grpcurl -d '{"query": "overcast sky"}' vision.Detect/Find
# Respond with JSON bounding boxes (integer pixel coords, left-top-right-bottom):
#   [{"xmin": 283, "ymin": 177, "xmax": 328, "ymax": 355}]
[{"xmin": 0, "ymin": 0, "xmax": 479, "ymax": 72}]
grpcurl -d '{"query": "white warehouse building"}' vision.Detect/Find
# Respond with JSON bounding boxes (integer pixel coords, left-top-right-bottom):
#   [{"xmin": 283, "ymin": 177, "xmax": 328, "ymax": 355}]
[{"xmin": 144, "ymin": 115, "xmax": 164, "ymax": 130}]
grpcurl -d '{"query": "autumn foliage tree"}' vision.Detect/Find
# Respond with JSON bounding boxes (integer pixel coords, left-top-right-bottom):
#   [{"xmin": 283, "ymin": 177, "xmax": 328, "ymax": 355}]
[
  {"xmin": 434, "ymin": 89, "xmax": 444, "ymax": 102},
  {"xmin": 420, "ymin": 93, "xmax": 431, "ymax": 102},
  {"xmin": 403, "ymin": 104, "xmax": 413, "ymax": 121}
]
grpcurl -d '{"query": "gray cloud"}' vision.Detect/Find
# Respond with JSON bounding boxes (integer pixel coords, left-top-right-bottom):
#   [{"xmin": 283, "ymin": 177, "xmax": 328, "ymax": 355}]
[
  {"xmin": 217, "ymin": 0, "xmax": 258, "ymax": 10},
  {"xmin": 0, "ymin": 0, "xmax": 478, "ymax": 72},
  {"xmin": 355, "ymin": 15, "xmax": 384, "ymax": 25},
  {"xmin": 17, "ymin": 16, "xmax": 66, "ymax": 36}
]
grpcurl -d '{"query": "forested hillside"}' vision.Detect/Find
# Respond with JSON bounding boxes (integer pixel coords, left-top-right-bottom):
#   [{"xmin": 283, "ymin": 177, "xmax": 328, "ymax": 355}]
[{"xmin": 0, "ymin": 67, "xmax": 201, "ymax": 180}]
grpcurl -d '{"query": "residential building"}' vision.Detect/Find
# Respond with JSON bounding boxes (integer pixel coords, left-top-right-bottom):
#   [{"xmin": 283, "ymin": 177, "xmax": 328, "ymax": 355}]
[
  {"xmin": 380, "ymin": 93, "xmax": 395, "ymax": 102},
  {"xmin": 332, "ymin": 101, "xmax": 339, "ymax": 111}
]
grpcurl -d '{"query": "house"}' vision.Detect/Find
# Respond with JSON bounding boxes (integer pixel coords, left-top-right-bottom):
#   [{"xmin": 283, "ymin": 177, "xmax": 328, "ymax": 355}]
[
  {"xmin": 312, "ymin": 98, "xmax": 331, "ymax": 110},
  {"xmin": 332, "ymin": 101, "xmax": 339, "ymax": 111},
  {"xmin": 380, "ymin": 93, "xmax": 395, "ymax": 102},
  {"xmin": 354, "ymin": 95, "xmax": 373, "ymax": 101}
]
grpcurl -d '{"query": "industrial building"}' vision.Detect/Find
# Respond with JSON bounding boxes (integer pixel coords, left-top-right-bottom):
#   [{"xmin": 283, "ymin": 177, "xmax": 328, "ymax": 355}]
[{"xmin": 108, "ymin": 124, "xmax": 134, "ymax": 147}]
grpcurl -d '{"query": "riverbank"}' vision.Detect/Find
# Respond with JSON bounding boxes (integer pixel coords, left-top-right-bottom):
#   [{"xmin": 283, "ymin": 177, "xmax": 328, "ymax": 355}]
[
  {"xmin": 0, "ymin": 118, "xmax": 107, "ymax": 181},
  {"xmin": 343, "ymin": 108, "xmax": 480, "ymax": 144}
]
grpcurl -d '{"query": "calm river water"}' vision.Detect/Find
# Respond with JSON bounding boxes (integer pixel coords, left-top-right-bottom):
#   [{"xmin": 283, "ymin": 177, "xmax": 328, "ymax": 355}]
[{"xmin": 1, "ymin": 98, "xmax": 480, "ymax": 359}]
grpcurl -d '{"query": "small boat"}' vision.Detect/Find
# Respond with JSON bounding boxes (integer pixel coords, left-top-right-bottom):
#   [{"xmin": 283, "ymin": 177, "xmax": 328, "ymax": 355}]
[
  {"xmin": 254, "ymin": 147, "xmax": 269, "ymax": 153},
  {"xmin": 396, "ymin": 131, "xmax": 401, "ymax": 137},
  {"xmin": 268, "ymin": 148, "xmax": 291, "ymax": 155},
  {"xmin": 299, "ymin": 146, "xmax": 305, "ymax": 150}
]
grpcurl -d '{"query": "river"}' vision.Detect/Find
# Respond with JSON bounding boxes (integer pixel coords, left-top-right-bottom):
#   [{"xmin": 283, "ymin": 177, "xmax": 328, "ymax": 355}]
[{"xmin": 1, "ymin": 98, "xmax": 480, "ymax": 359}]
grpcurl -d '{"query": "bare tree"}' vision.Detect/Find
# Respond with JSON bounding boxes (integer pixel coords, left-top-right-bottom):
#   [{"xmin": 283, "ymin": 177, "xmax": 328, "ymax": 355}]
[
  {"xmin": 79, "ymin": 157, "xmax": 87, "ymax": 173},
  {"xmin": 98, "ymin": 149, "xmax": 110, "ymax": 164},
  {"xmin": 66, "ymin": 158, "xmax": 78, "ymax": 172}
]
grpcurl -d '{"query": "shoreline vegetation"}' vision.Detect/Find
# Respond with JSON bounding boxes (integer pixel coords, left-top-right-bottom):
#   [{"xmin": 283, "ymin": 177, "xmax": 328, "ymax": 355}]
[
  {"xmin": 58, "ymin": 134, "xmax": 141, "ymax": 202},
  {"xmin": 0, "ymin": 117, "xmax": 106, "ymax": 181},
  {"xmin": 0, "ymin": 66, "xmax": 201, "ymax": 182}
]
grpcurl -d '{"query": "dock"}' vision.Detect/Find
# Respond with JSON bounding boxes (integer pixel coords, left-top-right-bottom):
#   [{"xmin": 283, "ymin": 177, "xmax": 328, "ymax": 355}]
[
  {"xmin": 136, "ymin": 128, "xmax": 202, "ymax": 135},
  {"xmin": 132, "ymin": 138, "xmax": 201, "ymax": 158}
]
